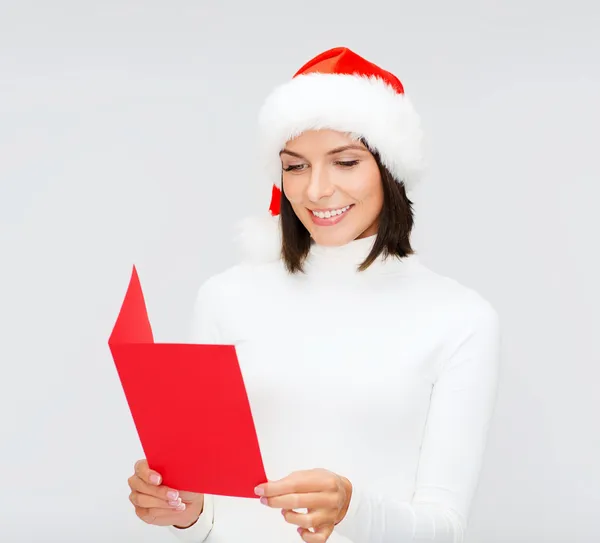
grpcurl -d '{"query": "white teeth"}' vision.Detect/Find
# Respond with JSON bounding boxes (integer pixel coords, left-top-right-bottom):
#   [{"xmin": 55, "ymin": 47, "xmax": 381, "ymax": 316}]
[{"xmin": 312, "ymin": 205, "xmax": 351, "ymax": 219}]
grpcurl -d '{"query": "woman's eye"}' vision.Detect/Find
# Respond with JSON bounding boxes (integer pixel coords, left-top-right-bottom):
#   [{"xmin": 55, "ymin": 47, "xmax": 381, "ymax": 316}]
[
  {"xmin": 335, "ymin": 160, "xmax": 360, "ymax": 168},
  {"xmin": 282, "ymin": 164, "xmax": 306, "ymax": 172}
]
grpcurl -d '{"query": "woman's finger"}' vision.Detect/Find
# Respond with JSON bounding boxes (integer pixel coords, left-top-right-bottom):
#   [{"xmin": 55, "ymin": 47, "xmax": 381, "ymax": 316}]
[
  {"xmin": 282, "ymin": 508, "xmax": 329, "ymax": 529},
  {"xmin": 128, "ymin": 474, "xmax": 180, "ymax": 503},
  {"xmin": 134, "ymin": 506, "xmax": 190, "ymax": 526},
  {"xmin": 178, "ymin": 490, "xmax": 204, "ymax": 504},
  {"xmin": 133, "ymin": 459, "xmax": 163, "ymax": 486},
  {"xmin": 129, "ymin": 490, "xmax": 186, "ymax": 511},
  {"xmin": 258, "ymin": 469, "xmax": 339, "ymax": 498},
  {"xmin": 262, "ymin": 491, "xmax": 334, "ymax": 510},
  {"xmin": 298, "ymin": 523, "xmax": 334, "ymax": 543}
]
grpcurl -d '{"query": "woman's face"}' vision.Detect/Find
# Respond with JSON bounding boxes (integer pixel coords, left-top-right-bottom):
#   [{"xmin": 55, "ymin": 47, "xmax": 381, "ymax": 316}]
[{"xmin": 280, "ymin": 129, "xmax": 383, "ymax": 246}]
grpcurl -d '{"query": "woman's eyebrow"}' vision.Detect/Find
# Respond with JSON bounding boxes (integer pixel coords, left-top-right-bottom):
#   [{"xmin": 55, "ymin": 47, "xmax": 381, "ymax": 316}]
[
  {"xmin": 279, "ymin": 144, "xmax": 367, "ymax": 159},
  {"xmin": 325, "ymin": 144, "xmax": 368, "ymax": 155},
  {"xmin": 279, "ymin": 149, "xmax": 305, "ymax": 159}
]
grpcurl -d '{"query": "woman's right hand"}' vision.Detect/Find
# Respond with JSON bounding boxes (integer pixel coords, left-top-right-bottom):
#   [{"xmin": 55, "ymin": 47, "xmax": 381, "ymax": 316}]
[{"xmin": 128, "ymin": 459, "xmax": 205, "ymax": 529}]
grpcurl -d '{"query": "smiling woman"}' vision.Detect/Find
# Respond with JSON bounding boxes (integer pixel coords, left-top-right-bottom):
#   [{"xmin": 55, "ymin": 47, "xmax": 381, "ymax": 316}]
[
  {"xmin": 278, "ymin": 130, "xmax": 415, "ymax": 273},
  {"xmin": 126, "ymin": 46, "xmax": 501, "ymax": 543},
  {"xmin": 281, "ymin": 132, "xmax": 383, "ymax": 240}
]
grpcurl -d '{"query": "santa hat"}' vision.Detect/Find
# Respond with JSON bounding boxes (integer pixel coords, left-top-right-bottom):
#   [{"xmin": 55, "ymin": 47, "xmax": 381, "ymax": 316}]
[{"xmin": 236, "ymin": 46, "xmax": 425, "ymax": 262}]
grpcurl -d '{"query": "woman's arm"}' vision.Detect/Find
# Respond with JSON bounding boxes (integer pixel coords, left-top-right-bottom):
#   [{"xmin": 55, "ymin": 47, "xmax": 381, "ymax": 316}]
[
  {"xmin": 335, "ymin": 302, "xmax": 501, "ymax": 543},
  {"xmin": 167, "ymin": 277, "xmax": 224, "ymax": 542}
]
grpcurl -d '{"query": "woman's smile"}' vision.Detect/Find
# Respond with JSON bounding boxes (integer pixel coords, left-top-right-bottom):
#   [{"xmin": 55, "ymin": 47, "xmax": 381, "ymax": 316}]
[{"xmin": 309, "ymin": 204, "xmax": 355, "ymax": 226}]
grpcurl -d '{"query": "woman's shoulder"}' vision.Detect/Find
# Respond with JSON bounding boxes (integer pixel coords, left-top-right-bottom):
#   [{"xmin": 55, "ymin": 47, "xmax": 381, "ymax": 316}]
[
  {"xmin": 405, "ymin": 258, "xmax": 499, "ymax": 326},
  {"xmin": 194, "ymin": 260, "xmax": 283, "ymax": 301},
  {"xmin": 191, "ymin": 261, "xmax": 284, "ymax": 342}
]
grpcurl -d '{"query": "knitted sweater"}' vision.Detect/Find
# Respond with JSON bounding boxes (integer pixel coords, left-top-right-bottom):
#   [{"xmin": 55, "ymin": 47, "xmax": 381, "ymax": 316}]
[{"xmin": 168, "ymin": 234, "xmax": 501, "ymax": 543}]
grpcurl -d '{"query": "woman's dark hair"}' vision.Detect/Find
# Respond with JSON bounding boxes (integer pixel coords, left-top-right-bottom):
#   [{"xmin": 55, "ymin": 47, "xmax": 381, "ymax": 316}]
[{"xmin": 279, "ymin": 144, "xmax": 415, "ymax": 274}]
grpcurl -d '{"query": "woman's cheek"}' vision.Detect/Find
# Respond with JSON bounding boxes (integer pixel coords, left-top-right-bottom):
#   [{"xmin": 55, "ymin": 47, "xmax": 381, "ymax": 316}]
[{"xmin": 282, "ymin": 178, "xmax": 304, "ymax": 205}]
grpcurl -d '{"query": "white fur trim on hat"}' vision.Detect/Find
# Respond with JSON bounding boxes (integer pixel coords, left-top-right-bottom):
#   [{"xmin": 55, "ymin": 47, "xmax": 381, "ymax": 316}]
[
  {"xmin": 233, "ymin": 214, "xmax": 281, "ymax": 264},
  {"xmin": 257, "ymin": 72, "xmax": 425, "ymax": 191}
]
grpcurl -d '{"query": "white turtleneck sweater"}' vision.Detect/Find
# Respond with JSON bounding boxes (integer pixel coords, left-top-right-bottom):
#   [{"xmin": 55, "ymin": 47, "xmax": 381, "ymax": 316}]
[{"xmin": 167, "ymin": 235, "xmax": 501, "ymax": 543}]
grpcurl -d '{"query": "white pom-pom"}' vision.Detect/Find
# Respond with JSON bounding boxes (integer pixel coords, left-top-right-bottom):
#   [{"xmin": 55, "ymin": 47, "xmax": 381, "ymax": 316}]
[{"xmin": 232, "ymin": 214, "xmax": 282, "ymax": 264}]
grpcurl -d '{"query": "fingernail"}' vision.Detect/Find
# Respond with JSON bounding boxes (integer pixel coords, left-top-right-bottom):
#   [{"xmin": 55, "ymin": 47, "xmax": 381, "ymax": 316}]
[
  {"xmin": 150, "ymin": 473, "xmax": 161, "ymax": 485},
  {"xmin": 177, "ymin": 502, "xmax": 186, "ymax": 511},
  {"xmin": 260, "ymin": 497, "xmax": 268, "ymax": 505},
  {"xmin": 254, "ymin": 486, "xmax": 264, "ymax": 496},
  {"xmin": 167, "ymin": 490, "xmax": 179, "ymax": 501},
  {"xmin": 169, "ymin": 498, "xmax": 182, "ymax": 507}
]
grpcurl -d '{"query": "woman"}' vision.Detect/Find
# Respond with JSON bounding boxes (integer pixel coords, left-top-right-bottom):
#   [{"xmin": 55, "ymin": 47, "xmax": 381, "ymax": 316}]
[{"xmin": 127, "ymin": 47, "xmax": 501, "ymax": 543}]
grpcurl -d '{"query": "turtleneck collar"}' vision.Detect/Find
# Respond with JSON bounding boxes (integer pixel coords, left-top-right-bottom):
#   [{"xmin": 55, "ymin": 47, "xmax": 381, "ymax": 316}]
[{"xmin": 303, "ymin": 234, "xmax": 421, "ymax": 278}]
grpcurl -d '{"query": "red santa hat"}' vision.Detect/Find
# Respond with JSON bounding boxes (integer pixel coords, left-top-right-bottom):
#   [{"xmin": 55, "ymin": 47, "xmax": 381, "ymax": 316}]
[{"xmin": 236, "ymin": 46, "xmax": 425, "ymax": 262}]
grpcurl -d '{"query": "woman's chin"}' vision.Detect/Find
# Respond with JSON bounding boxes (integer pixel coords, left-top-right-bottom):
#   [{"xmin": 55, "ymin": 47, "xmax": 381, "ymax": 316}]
[{"xmin": 308, "ymin": 227, "xmax": 360, "ymax": 247}]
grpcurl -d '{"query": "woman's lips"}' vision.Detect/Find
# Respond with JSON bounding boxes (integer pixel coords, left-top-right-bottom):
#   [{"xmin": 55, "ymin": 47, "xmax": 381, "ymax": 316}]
[{"xmin": 308, "ymin": 204, "xmax": 354, "ymax": 226}]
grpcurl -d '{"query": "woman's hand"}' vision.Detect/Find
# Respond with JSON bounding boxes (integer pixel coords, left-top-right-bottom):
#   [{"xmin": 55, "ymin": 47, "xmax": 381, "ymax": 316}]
[
  {"xmin": 255, "ymin": 468, "xmax": 352, "ymax": 543},
  {"xmin": 128, "ymin": 459, "xmax": 205, "ymax": 529}
]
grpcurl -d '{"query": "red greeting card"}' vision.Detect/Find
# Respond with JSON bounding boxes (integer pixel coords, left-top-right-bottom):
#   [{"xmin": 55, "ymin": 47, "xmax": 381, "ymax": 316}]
[{"xmin": 108, "ymin": 266, "xmax": 266, "ymax": 498}]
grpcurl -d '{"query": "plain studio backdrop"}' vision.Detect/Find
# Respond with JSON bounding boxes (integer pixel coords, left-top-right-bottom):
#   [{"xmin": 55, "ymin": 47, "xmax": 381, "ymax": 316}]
[{"xmin": 1, "ymin": 1, "xmax": 599, "ymax": 542}]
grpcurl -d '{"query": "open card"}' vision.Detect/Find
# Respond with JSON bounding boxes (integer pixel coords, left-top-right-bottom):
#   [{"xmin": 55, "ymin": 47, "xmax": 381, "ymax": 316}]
[{"xmin": 108, "ymin": 266, "xmax": 266, "ymax": 498}]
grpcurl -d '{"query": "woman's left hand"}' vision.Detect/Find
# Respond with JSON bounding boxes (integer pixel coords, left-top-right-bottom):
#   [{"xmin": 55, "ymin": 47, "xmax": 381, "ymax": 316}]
[{"xmin": 254, "ymin": 468, "xmax": 352, "ymax": 543}]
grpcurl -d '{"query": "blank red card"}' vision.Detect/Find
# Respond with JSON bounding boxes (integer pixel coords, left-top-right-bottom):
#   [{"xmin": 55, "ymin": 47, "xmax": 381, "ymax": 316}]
[{"xmin": 108, "ymin": 266, "xmax": 267, "ymax": 498}]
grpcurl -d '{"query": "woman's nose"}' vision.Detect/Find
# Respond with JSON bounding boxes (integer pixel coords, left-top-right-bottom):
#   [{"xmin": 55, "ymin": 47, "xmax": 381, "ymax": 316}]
[{"xmin": 306, "ymin": 165, "xmax": 335, "ymax": 203}]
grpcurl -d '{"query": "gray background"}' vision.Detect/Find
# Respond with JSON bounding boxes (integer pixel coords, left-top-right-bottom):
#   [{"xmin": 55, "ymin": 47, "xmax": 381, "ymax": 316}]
[{"xmin": 1, "ymin": 1, "xmax": 599, "ymax": 541}]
